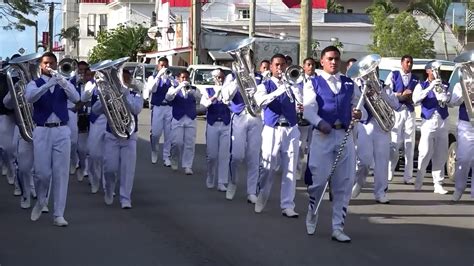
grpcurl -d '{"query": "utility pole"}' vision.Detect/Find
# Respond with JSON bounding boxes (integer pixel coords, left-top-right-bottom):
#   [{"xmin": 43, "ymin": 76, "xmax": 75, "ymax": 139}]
[
  {"xmin": 249, "ymin": 0, "xmax": 256, "ymax": 38},
  {"xmin": 48, "ymin": 2, "xmax": 54, "ymax": 52},
  {"xmin": 34, "ymin": 20, "xmax": 38, "ymax": 52},
  {"xmin": 299, "ymin": 0, "xmax": 312, "ymax": 64},
  {"xmin": 192, "ymin": 0, "xmax": 201, "ymax": 64}
]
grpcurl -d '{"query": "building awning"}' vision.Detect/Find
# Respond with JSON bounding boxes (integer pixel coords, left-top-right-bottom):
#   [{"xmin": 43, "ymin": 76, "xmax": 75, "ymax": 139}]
[
  {"xmin": 143, "ymin": 46, "xmax": 191, "ymax": 58},
  {"xmin": 208, "ymin": 50, "xmax": 233, "ymax": 61}
]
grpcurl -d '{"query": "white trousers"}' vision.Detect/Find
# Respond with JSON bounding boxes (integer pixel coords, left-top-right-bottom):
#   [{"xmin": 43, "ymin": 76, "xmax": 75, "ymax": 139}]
[
  {"xmin": 103, "ymin": 132, "xmax": 137, "ymax": 205},
  {"xmin": 151, "ymin": 105, "xmax": 172, "ymax": 161},
  {"xmin": 258, "ymin": 125, "xmax": 300, "ymax": 209},
  {"xmin": 13, "ymin": 127, "xmax": 34, "ymax": 200},
  {"xmin": 297, "ymin": 125, "xmax": 311, "ymax": 180},
  {"xmin": 415, "ymin": 113, "xmax": 448, "ymax": 185},
  {"xmin": 229, "ymin": 112, "xmax": 263, "ymax": 195},
  {"xmin": 307, "ymin": 128, "xmax": 356, "ymax": 231},
  {"xmin": 0, "ymin": 114, "xmax": 16, "ymax": 180},
  {"xmin": 389, "ymin": 109, "xmax": 415, "ymax": 181},
  {"xmin": 355, "ymin": 120, "xmax": 390, "ymax": 199},
  {"xmin": 67, "ymin": 110, "xmax": 79, "ymax": 170},
  {"xmin": 87, "ymin": 115, "xmax": 107, "ymax": 191},
  {"xmin": 170, "ymin": 116, "xmax": 196, "ymax": 169},
  {"xmin": 454, "ymin": 121, "xmax": 474, "ymax": 197},
  {"xmin": 33, "ymin": 126, "xmax": 71, "ymax": 218},
  {"xmin": 205, "ymin": 122, "xmax": 230, "ymax": 187}
]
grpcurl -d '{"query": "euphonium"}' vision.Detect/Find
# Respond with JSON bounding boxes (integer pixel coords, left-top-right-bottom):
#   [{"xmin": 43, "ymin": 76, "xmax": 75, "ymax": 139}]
[
  {"xmin": 91, "ymin": 57, "xmax": 135, "ymax": 139},
  {"xmin": 283, "ymin": 65, "xmax": 309, "ymax": 126},
  {"xmin": 221, "ymin": 37, "xmax": 260, "ymax": 117},
  {"xmin": 454, "ymin": 50, "xmax": 474, "ymax": 126},
  {"xmin": 428, "ymin": 60, "xmax": 447, "ymax": 108},
  {"xmin": 347, "ymin": 54, "xmax": 395, "ymax": 132},
  {"xmin": 5, "ymin": 52, "xmax": 42, "ymax": 142},
  {"xmin": 58, "ymin": 58, "xmax": 78, "ymax": 79}
]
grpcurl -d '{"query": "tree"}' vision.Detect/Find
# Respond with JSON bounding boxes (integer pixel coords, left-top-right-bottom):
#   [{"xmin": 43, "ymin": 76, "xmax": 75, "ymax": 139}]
[
  {"xmin": 88, "ymin": 24, "xmax": 154, "ymax": 64},
  {"xmin": 369, "ymin": 7, "xmax": 436, "ymax": 58},
  {"xmin": 408, "ymin": 0, "xmax": 452, "ymax": 59},
  {"xmin": 0, "ymin": 0, "xmax": 43, "ymax": 31},
  {"xmin": 365, "ymin": 0, "xmax": 399, "ymax": 15},
  {"xmin": 327, "ymin": 0, "xmax": 344, "ymax": 13}
]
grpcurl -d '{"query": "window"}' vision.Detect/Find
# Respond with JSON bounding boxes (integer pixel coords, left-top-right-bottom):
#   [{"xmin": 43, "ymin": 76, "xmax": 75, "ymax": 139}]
[
  {"xmin": 87, "ymin": 14, "xmax": 96, "ymax": 37},
  {"xmin": 237, "ymin": 9, "xmax": 250, "ymax": 20},
  {"xmin": 99, "ymin": 14, "xmax": 107, "ymax": 32}
]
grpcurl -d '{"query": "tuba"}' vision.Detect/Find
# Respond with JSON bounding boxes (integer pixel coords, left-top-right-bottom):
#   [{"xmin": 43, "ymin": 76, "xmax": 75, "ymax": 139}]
[
  {"xmin": 427, "ymin": 60, "xmax": 447, "ymax": 108},
  {"xmin": 347, "ymin": 54, "xmax": 395, "ymax": 132},
  {"xmin": 91, "ymin": 57, "xmax": 135, "ymax": 139},
  {"xmin": 454, "ymin": 50, "xmax": 474, "ymax": 126},
  {"xmin": 221, "ymin": 37, "xmax": 261, "ymax": 117},
  {"xmin": 5, "ymin": 52, "xmax": 42, "ymax": 142}
]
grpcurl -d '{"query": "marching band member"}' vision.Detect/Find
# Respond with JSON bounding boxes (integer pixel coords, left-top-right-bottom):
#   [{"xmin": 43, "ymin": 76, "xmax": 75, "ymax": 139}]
[
  {"xmin": 259, "ymin": 59, "xmax": 271, "ymax": 80},
  {"xmin": 92, "ymin": 69, "xmax": 143, "ymax": 208},
  {"xmin": 25, "ymin": 52, "xmax": 80, "ymax": 226},
  {"xmin": 303, "ymin": 46, "xmax": 361, "ymax": 242},
  {"xmin": 81, "ymin": 69, "xmax": 104, "ymax": 193},
  {"xmin": 165, "ymin": 70, "xmax": 201, "ymax": 175},
  {"xmin": 385, "ymin": 55, "xmax": 418, "ymax": 184},
  {"xmin": 148, "ymin": 57, "xmax": 174, "ymax": 167},
  {"xmin": 221, "ymin": 50, "xmax": 263, "ymax": 204},
  {"xmin": 412, "ymin": 61, "xmax": 450, "ymax": 194},
  {"xmin": 351, "ymin": 73, "xmax": 400, "ymax": 204},
  {"xmin": 253, "ymin": 53, "xmax": 300, "ymax": 217},
  {"xmin": 449, "ymin": 81, "xmax": 474, "ymax": 201},
  {"xmin": 68, "ymin": 61, "xmax": 90, "ymax": 181},
  {"xmin": 200, "ymin": 68, "xmax": 230, "ymax": 191}
]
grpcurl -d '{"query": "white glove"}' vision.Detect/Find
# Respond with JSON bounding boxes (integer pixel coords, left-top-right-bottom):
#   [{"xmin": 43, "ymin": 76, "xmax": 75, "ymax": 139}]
[
  {"xmin": 178, "ymin": 81, "xmax": 190, "ymax": 89},
  {"xmin": 213, "ymin": 85, "xmax": 222, "ymax": 96},
  {"xmin": 427, "ymin": 79, "xmax": 441, "ymax": 91},
  {"xmin": 156, "ymin": 68, "xmax": 168, "ymax": 79},
  {"xmin": 43, "ymin": 77, "xmax": 58, "ymax": 89},
  {"xmin": 244, "ymin": 87, "xmax": 256, "ymax": 96},
  {"xmin": 274, "ymin": 84, "xmax": 288, "ymax": 97},
  {"xmin": 56, "ymin": 76, "xmax": 69, "ymax": 89}
]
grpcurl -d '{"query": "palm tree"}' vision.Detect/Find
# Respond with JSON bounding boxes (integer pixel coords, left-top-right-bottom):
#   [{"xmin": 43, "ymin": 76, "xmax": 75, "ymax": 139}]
[
  {"xmin": 408, "ymin": 0, "xmax": 452, "ymax": 59},
  {"xmin": 327, "ymin": 0, "xmax": 344, "ymax": 14},
  {"xmin": 57, "ymin": 25, "xmax": 80, "ymax": 57},
  {"xmin": 365, "ymin": 0, "xmax": 399, "ymax": 15}
]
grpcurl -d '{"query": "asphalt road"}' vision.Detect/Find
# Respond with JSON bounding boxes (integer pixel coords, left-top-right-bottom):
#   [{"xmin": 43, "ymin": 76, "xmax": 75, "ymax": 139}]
[{"xmin": 0, "ymin": 109, "xmax": 473, "ymax": 266}]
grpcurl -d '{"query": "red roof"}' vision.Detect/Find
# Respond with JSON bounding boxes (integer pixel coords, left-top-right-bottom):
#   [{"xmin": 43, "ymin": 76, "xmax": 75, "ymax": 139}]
[
  {"xmin": 162, "ymin": 0, "xmax": 208, "ymax": 7},
  {"xmin": 282, "ymin": 0, "xmax": 326, "ymax": 9}
]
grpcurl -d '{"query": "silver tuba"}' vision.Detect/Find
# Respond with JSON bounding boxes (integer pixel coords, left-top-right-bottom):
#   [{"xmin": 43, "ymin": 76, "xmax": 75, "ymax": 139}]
[
  {"xmin": 221, "ymin": 37, "xmax": 261, "ymax": 117},
  {"xmin": 454, "ymin": 50, "xmax": 474, "ymax": 126},
  {"xmin": 5, "ymin": 52, "xmax": 42, "ymax": 142},
  {"xmin": 427, "ymin": 60, "xmax": 448, "ymax": 108},
  {"xmin": 91, "ymin": 57, "xmax": 135, "ymax": 139},
  {"xmin": 347, "ymin": 54, "xmax": 395, "ymax": 132}
]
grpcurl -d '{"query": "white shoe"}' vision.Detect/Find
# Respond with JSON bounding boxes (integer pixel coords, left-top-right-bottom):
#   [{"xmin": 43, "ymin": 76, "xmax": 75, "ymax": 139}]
[
  {"xmin": 332, "ymin": 229, "xmax": 351, "ymax": 243},
  {"xmin": 53, "ymin": 217, "xmax": 68, "ymax": 227},
  {"xmin": 104, "ymin": 192, "xmax": 114, "ymax": 205},
  {"xmin": 452, "ymin": 189, "xmax": 463, "ymax": 201},
  {"xmin": 171, "ymin": 160, "xmax": 178, "ymax": 171},
  {"xmin": 31, "ymin": 202, "xmax": 43, "ymax": 221},
  {"xmin": 91, "ymin": 183, "xmax": 99, "ymax": 194},
  {"xmin": 21, "ymin": 196, "xmax": 31, "ymax": 209},
  {"xmin": 77, "ymin": 169, "xmax": 84, "ymax": 182},
  {"xmin": 70, "ymin": 166, "xmax": 77, "ymax": 175},
  {"xmin": 306, "ymin": 211, "xmax": 318, "ymax": 235},
  {"xmin": 184, "ymin": 168, "xmax": 193, "ymax": 175},
  {"xmin": 217, "ymin": 184, "xmax": 227, "ymax": 192},
  {"xmin": 121, "ymin": 202, "xmax": 132, "ymax": 209},
  {"xmin": 247, "ymin": 194, "xmax": 257, "ymax": 204},
  {"xmin": 388, "ymin": 173, "xmax": 393, "ymax": 182},
  {"xmin": 376, "ymin": 194, "xmax": 390, "ymax": 204},
  {"xmin": 414, "ymin": 177, "xmax": 423, "ymax": 191},
  {"xmin": 42, "ymin": 206, "xmax": 49, "ymax": 213},
  {"xmin": 225, "ymin": 183, "xmax": 237, "ymax": 200},
  {"xmin": 1, "ymin": 166, "xmax": 6, "ymax": 176},
  {"xmin": 163, "ymin": 158, "xmax": 171, "ymax": 167},
  {"xmin": 6, "ymin": 175, "xmax": 14, "ymax": 185},
  {"xmin": 31, "ymin": 188, "xmax": 37, "ymax": 198},
  {"xmin": 434, "ymin": 184, "xmax": 448, "ymax": 195},
  {"xmin": 351, "ymin": 183, "xmax": 362, "ymax": 199},
  {"xmin": 282, "ymin": 208, "xmax": 299, "ymax": 218},
  {"xmin": 151, "ymin": 151, "xmax": 158, "ymax": 164},
  {"xmin": 254, "ymin": 193, "xmax": 268, "ymax": 213},
  {"xmin": 13, "ymin": 186, "xmax": 22, "ymax": 196}
]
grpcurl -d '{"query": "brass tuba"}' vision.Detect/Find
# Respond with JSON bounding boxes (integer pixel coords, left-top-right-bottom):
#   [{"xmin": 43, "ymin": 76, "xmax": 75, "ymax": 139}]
[
  {"xmin": 347, "ymin": 54, "xmax": 395, "ymax": 132},
  {"xmin": 221, "ymin": 37, "xmax": 261, "ymax": 117},
  {"xmin": 5, "ymin": 52, "xmax": 42, "ymax": 142},
  {"xmin": 454, "ymin": 50, "xmax": 474, "ymax": 126},
  {"xmin": 91, "ymin": 57, "xmax": 135, "ymax": 139}
]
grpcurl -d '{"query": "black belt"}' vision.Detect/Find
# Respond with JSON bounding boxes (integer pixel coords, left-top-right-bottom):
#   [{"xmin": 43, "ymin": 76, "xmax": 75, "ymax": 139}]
[
  {"xmin": 275, "ymin": 121, "xmax": 290, "ymax": 127},
  {"xmin": 332, "ymin": 124, "xmax": 345, "ymax": 130},
  {"xmin": 38, "ymin": 122, "xmax": 67, "ymax": 128}
]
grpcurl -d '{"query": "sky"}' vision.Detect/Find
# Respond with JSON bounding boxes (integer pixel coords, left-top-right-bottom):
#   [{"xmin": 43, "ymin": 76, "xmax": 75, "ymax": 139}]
[{"xmin": 0, "ymin": 1, "xmax": 63, "ymax": 60}]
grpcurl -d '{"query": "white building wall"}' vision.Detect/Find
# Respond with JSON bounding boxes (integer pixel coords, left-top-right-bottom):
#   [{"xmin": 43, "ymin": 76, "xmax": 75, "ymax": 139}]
[
  {"xmin": 337, "ymin": 0, "xmax": 410, "ymax": 13},
  {"xmin": 78, "ymin": 3, "xmax": 110, "ymax": 60}
]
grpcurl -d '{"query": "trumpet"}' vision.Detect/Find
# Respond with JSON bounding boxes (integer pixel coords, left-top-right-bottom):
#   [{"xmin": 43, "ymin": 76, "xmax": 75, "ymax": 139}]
[
  {"xmin": 281, "ymin": 65, "xmax": 304, "ymax": 103},
  {"xmin": 428, "ymin": 60, "xmax": 447, "ymax": 108}
]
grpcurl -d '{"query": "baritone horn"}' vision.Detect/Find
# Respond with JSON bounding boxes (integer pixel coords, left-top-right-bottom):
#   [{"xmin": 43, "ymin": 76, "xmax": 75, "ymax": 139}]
[
  {"xmin": 5, "ymin": 52, "xmax": 42, "ymax": 142},
  {"xmin": 454, "ymin": 50, "xmax": 474, "ymax": 126},
  {"xmin": 427, "ymin": 60, "xmax": 447, "ymax": 108},
  {"xmin": 91, "ymin": 57, "xmax": 136, "ymax": 139}
]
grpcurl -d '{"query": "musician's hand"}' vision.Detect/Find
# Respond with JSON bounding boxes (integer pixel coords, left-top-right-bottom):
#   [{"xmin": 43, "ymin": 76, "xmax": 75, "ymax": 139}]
[
  {"xmin": 317, "ymin": 120, "xmax": 332, "ymax": 134},
  {"xmin": 366, "ymin": 88, "xmax": 375, "ymax": 97},
  {"xmin": 157, "ymin": 68, "xmax": 168, "ymax": 78},
  {"xmin": 352, "ymin": 108, "xmax": 362, "ymax": 120},
  {"xmin": 427, "ymin": 79, "xmax": 441, "ymax": 91},
  {"xmin": 56, "ymin": 77, "xmax": 69, "ymax": 89},
  {"xmin": 245, "ymin": 87, "xmax": 256, "ymax": 96},
  {"xmin": 44, "ymin": 77, "xmax": 58, "ymax": 88}
]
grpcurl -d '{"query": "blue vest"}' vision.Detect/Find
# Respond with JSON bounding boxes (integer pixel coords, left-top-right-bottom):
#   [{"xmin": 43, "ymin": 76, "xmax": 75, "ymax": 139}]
[
  {"xmin": 312, "ymin": 75, "xmax": 353, "ymax": 129},
  {"xmin": 229, "ymin": 72, "xmax": 263, "ymax": 114},
  {"xmin": 151, "ymin": 78, "xmax": 173, "ymax": 106},
  {"xmin": 420, "ymin": 80, "xmax": 449, "ymax": 120},
  {"xmin": 106, "ymin": 91, "xmax": 139, "ymax": 135},
  {"xmin": 32, "ymin": 78, "xmax": 69, "ymax": 125},
  {"xmin": 170, "ymin": 86, "xmax": 197, "ymax": 120},
  {"xmin": 206, "ymin": 87, "xmax": 231, "ymax": 126},
  {"xmin": 391, "ymin": 70, "xmax": 418, "ymax": 112},
  {"xmin": 262, "ymin": 80, "xmax": 297, "ymax": 127},
  {"xmin": 89, "ymin": 85, "xmax": 100, "ymax": 123},
  {"xmin": 459, "ymin": 103, "xmax": 469, "ymax": 122}
]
